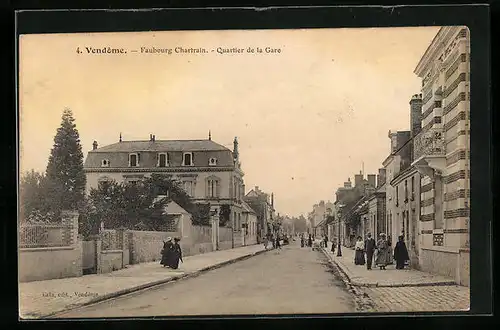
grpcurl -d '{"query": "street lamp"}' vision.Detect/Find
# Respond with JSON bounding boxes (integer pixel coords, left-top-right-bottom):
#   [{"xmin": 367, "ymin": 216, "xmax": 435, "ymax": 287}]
[{"xmin": 337, "ymin": 204, "xmax": 345, "ymax": 257}]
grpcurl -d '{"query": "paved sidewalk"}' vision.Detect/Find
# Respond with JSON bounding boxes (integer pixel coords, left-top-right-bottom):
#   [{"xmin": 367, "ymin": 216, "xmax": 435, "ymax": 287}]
[
  {"xmin": 321, "ymin": 243, "xmax": 470, "ymax": 312},
  {"xmin": 323, "ymin": 242, "xmax": 456, "ymax": 287},
  {"xmin": 19, "ymin": 244, "xmax": 267, "ymax": 319}
]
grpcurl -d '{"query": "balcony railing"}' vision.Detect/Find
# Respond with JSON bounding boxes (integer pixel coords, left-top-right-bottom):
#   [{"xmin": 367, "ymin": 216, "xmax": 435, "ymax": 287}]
[{"xmin": 414, "ymin": 128, "xmax": 446, "ymax": 160}]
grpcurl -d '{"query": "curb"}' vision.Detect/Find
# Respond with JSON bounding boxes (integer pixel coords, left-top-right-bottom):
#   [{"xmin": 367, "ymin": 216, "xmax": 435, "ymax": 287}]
[
  {"xmin": 41, "ymin": 248, "xmax": 270, "ymax": 319},
  {"xmin": 320, "ymin": 247, "xmax": 457, "ymax": 288}
]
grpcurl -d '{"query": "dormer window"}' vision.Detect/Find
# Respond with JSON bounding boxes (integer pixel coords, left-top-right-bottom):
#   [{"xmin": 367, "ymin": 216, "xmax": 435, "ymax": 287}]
[
  {"xmin": 183, "ymin": 152, "xmax": 193, "ymax": 166},
  {"xmin": 209, "ymin": 157, "xmax": 217, "ymax": 166},
  {"xmin": 129, "ymin": 153, "xmax": 139, "ymax": 167},
  {"xmin": 101, "ymin": 159, "xmax": 110, "ymax": 167},
  {"xmin": 158, "ymin": 153, "xmax": 169, "ymax": 167}
]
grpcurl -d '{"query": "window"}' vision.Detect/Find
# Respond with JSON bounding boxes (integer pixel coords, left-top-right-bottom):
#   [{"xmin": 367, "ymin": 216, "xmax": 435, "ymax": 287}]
[
  {"xmin": 183, "ymin": 152, "xmax": 193, "ymax": 166},
  {"xmin": 434, "ymin": 116, "xmax": 442, "ymax": 124},
  {"xmin": 404, "ymin": 180, "xmax": 408, "ymax": 201},
  {"xmin": 101, "ymin": 159, "xmax": 110, "ymax": 167},
  {"xmin": 158, "ymin": 153, "xmax": 168, "ymax": 167},
  {"xmin": 411, "ymin": 177, "xmax": 415, "ymax": 200},
  {"xmin": 183, "ymin": 181, "xmax": 193, "ymax": 196},
  {"xmin": 129, "ymin": 153, "xmax": 139, "ymax": 167}
]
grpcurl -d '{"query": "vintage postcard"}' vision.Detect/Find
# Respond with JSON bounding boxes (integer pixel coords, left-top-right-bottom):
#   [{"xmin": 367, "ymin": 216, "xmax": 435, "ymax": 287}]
[{"xmin": 18, "ymin": 25, "xmax": 472, "ymax": 319}]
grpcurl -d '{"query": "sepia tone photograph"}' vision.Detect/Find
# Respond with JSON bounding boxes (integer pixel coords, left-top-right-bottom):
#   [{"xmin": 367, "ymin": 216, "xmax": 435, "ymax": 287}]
[{"xmin": 18, "ymin": 25, "xmax": 471, "ymax": 319}]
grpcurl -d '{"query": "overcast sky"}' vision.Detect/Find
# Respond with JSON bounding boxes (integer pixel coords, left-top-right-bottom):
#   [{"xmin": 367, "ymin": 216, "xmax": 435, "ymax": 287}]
[{"xmin": 19, "ymin": 26, "xmax": 440, "ymax": 217}]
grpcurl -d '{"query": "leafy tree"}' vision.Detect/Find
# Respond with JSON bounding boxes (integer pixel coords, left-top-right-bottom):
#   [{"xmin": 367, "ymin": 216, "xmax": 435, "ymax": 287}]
[
  {"xmin": 19, "ymin": 170, "xmax": 46, "ymax": 222},
  {"xmin": 45, "ymin": 108, "xmax": 86, "ymax": 213},
  {"xmin": 219, "ymin": 204, "xmax": 231, "ymax": 227}
]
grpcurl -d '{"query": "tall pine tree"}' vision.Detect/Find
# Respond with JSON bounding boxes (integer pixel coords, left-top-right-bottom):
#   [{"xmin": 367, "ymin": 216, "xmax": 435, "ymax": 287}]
[{"xmin": 45, "ymin": 108, "xmax": 86, "ymax": 212}]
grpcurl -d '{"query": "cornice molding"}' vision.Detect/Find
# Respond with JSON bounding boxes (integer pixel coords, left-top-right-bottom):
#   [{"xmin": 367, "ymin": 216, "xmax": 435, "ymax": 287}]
[
  {"xmin": 390, "ymin": 166, "xmax": 418, "ymax": 186},
  {"xmin": 84, "ymin": 166, "xmax": 236, "ymax": 173},
  {"xmin": 415, "ymin": 26, "xmax": 462, "ymax": 77}
]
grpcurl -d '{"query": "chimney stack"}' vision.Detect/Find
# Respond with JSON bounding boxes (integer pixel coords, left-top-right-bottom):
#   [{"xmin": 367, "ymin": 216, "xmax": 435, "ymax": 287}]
[
  {"xmin": 152, "ymin": 135, "xmax": 156, "ymax": 142},
  {"xmin": 410, "ymin": 94, "xmax": 423, "ymax": 138},
  {"xmin": 344, "ymin": 178, "xmax": 352, "ymax": 188},
  {"xmin": 367, "ymin": 174, "xmax": 376, "ymax": 188},
  {"xmin": 354, "ymin": 173, "xmax": 363, "ymax": 187},
  {"xmin": 92, "ymin": 141, "xmax": 98, "ymax": 150}
]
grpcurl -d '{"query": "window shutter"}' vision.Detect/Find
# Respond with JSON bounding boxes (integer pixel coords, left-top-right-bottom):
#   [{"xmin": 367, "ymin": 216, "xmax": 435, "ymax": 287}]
[
  {"xmin": 137, "ymin": 153, "xmax": 141, "ymax": 163},
  {"xmin": 216, "ymin": 180, "xmax": 221, "ymax": 198},
  {"xmin": 191, "ymin": 152, "xmax": 195, "ymax": 165}
]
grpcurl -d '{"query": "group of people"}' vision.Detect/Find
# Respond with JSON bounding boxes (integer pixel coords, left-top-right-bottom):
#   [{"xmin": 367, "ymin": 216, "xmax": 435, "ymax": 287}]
[
  {"xmin": 263, "ymin": 233, "xmax": 282, "ymax": 250},
  {"xmin": 160, "ymin": 237, "xmax": 183, "ymax": 269},
  {"xmin": 354, "ymin": 233, "xmax": 410, "ymax": 270},
  {"xmin": 300, "ymin": 233, "xmax": 313, "ymax": 248}
]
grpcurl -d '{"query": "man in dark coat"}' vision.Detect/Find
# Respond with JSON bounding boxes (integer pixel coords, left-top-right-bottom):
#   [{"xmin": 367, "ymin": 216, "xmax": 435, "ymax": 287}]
[
  {"xmin": 364, "ymin": 233, "xmax": 376, "ymax": 270},
  {"xmin": 160, "ymin": 237, "xmax": 174, "ymax": 268},
  {"xmin": 394, "ymin": 235, "xmax": 410, "ymax": 269}
]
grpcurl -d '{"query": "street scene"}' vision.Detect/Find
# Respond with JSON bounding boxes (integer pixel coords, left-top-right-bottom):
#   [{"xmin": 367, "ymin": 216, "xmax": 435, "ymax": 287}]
[{"xmin": 19, "ymin": 25, "xmax": 470, "ymax": 318}]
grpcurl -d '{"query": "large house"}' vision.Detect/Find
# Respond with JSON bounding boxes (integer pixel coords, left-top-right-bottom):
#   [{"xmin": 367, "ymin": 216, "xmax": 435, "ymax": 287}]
[
  {"xmin": 84, "ymin": 133, "xmax": 247, "ymax": 239},
  {"xmin": 244, "ymin": 186, "xmax": 275, "ymax": 241}
]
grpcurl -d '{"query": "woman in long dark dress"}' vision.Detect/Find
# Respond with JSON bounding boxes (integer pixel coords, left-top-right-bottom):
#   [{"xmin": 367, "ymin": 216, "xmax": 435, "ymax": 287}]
[
  {"xmin": 160, "ymin": 237, "xmax": 173, "ymax": 267},
  {"xmin": 354, "ymin": 236, "xmax": 366, "ymax": 265},
  {"xmin": 170, "ymin": 237, "xmax": 183, "ymax": 270},
  {"xmin": 394, "ymin": 235, "xmax": 410, "ymax": 269},
  {"xmin": 307, "ymin": 234, "xmax": 313, "ymax": 247}
]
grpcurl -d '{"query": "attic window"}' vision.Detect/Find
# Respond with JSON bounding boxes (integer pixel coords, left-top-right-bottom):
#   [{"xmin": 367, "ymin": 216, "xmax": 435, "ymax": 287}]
[
  {"xmin": 158, "ymin": 153, "xmax": 169, "ymax": 167},
  {"xmin": 183, "ymin": 152, "xmax": 193, "ymax": 166},
  {"xmin": 101, "ymin": 159, "xmax": 110, "ymax": 167},
  {"xmin": 209, "ymin": 157, "xmax": 217, "ymax": 166},
  {"xmin": 129, "ymin": 153, "xmax": 139, "ymax": 167}
]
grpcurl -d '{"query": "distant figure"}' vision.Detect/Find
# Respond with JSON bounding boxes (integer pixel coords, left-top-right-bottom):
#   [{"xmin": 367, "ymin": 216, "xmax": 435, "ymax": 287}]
[
  {"xmin": 307, "ymin": 234, "xmax": 313, "ymax": 248},
  {"xmin": 394, "ymin": 235, "xmax": 410, "ymax": 269},
  {"xmin": 387, "ymin": 236, "xmax": 394, "ymax": 264},
  {"xmin": 354, "ymin": 236, "xmax": 365, "ymax": 265},
  {"xmin": 263, "ymin": 235, "xmax": 269, "ymax": 250},
  {"xmin": 331, "ymin": 238, "xmax": 336, "ymax": 254},
  {"xmin": 364, "ymin": 233, "xmax": 376, "ymax": 270},
  {"xmin": 300, "ymin": 234, "xmax": 305, "ymax": 247},
  {"xmin": 170, "ymin": 237, "xmax": 183, "ymax": 269},
  {"xmin": 323, "ymin": 235, "xmax": 329, "ymax": 249},
  {"xmin": 375, "ymin": 233, "xmax": 390, "ymax": 270},
  {"xmin": 160, "ymin": 237, "xmax": 174, "ymax": 268},
  {"xmin": 276, "ymin": 235, "xmax": 281, "ymax": 250}
]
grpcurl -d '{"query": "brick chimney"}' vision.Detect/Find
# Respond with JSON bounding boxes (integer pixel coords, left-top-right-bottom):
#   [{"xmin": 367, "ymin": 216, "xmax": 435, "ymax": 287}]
[
  {"xmin": 354, "ymin": 173, "xmax": 363, "ymax": 187},
  {"xmin": 92, "ymin": 141, "xmax": 98, "ymax": 150},
  {"xmin": 410, "ymin": 93, "xmax": 423, "ymax": 138},
  {"xmin": 344, "ymin": 178, "xmax": 352, "ymax": 188},
  {"xmin": 367, "ymin": 174, "xmax": 376, "ymax": 188}
]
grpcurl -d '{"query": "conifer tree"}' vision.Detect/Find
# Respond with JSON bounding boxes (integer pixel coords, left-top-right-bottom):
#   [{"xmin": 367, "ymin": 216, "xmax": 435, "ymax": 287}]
[{"xmin": 45, "ymin": 108, "xmax": 86, "ymax": 212}]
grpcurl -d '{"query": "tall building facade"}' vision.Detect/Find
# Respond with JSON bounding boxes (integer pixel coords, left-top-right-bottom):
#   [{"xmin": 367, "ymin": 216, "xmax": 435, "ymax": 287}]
[
  {"xmin": 244, "ymin": 186, "xmax": 275, "ymax": 241},
  {"xmin": 412, "ymin": 26, "xmax": 470, "ymax": 285},
  {"xmin": 84, "ymin": 134, "xmax": 246, "ymax": 235}
]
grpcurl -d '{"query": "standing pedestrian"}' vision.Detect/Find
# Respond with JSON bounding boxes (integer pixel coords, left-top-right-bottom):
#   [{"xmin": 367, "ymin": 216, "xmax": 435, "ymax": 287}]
[
  {"xmin": 324, "ymin": 235, "xmax": 329, "ymax": 249},
  {"xmin": 375, "ymin": 233, "xmax": 390, "ymax": 270},
  {"xmin": 331, "ymin": 238, "xmax": 336, "ymax": 254},
  {"xmin": 354, "ymin": 236, "xmax": 366, "ymax": 265},
  {"xmin": 364, "ymin": 233, "xmax": 376, "ymax": 270},
  {"xmin": 307, "ymin": 234, "xmax": 313, "ymax": 248},
  {"xmin": 170, "ymin": 237, "xmax": 183, "ymax": 270},
  {"xmin": 263, "ymin": 235, "xmax": 269, "ymax": 250},
  {"xmin": 300, "ymin": 234, "xmax": 305, "ymax": 248},
  {"xmin": 394, "ymin": 235, "xmax": 410, "ymax": 269},
  {"xmin": 275, "ymin": 234, "xmax": 281, "ymax": 250}
]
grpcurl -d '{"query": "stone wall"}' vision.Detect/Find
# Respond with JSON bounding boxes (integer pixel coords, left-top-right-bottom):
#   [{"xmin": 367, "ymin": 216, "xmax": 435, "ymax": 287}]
[
  {"xmin": 100, "ymin": 250, "xmax": 123, "ymax": 273},
  {"xmin": 458, "ymin": 248, "xmax": 470, "ymax": 287},
  {"xmin": 127, "ymin": 230, "xmax": 178, "ymax": 264},
  {"xmin": 420, "ymin": 247, "xmax": 459, "ymax": 282},
  {"xmin": 19, "ymin": 242, "xmax": 83, "ymax": 282}
]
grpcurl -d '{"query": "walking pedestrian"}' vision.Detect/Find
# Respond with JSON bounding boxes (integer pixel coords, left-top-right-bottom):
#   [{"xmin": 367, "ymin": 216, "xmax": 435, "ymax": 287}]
[
  {"xmin": 324, "ymin": 235, "xmax": 329, "ymax": 249},
  {"xmin": 170, "ymin": 237, "xmax": 183, "ymax": 270},
  {"xmin": 307, "ymin": 234, "xmax": 313, "ymax": 248},
  {"xmin": 276, "ymin": 235, "xmax": 281, "ymax": 250},
  {"xmin": 375, "ymin": 233, "xmax": 390, "ymax": 270},
  {"xmin": 394, "ymin": 235, "xmax": 410, "ymax": 269},
  {"xmin": 300, "ymin": 234, "xmax": 305, "ymax": 248},
  {"xmin": 364, "ymin": 233, "xmax": 376, "ymax": 270},
  {"xmin": 263, "ymin": 235, "xmax": 269, "ymax": 250},
  {"xmin": 354, "ymin": 236, "xmax": 365, "ymax": 265},
  {"xmin": 160, "ymin": 237, "xmax": 174, "ymax": 268},
  {"xmin": 331, "ymin": 238, "xmax": 336, "ymax": 254}
]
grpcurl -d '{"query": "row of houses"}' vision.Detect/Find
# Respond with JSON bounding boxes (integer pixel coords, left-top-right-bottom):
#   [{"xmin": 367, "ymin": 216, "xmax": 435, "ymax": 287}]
[{"xmin": 315, "ymin": 26, "xmax": 470, "ymax": 286}]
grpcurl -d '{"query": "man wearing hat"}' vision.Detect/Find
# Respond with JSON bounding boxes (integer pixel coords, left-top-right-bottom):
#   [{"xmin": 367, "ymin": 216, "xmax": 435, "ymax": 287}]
[{"xmin": 170, "ymin": 237, "xmax": 183, "ymax": 270}]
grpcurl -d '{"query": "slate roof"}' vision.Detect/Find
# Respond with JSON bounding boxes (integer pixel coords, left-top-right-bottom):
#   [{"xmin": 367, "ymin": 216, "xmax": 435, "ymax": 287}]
[
  {"xmin": 241, "ymin": 201, "xmax": 257, "ymax": 214},
  {"xmin": 92, "ymin": 139, "xmax": 230, "ymax": 153}
]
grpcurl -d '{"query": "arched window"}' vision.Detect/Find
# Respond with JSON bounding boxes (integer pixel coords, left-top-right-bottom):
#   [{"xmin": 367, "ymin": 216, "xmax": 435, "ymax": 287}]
[{"xmin": 206, "ymin": 176, "xmax": 221, "ymax": 198}]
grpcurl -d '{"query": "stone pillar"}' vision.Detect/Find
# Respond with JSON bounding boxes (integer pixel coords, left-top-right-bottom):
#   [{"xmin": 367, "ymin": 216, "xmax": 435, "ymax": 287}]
[
  {"xmin": 61, "ymin": 210, "xmax": 79, "ymax": 246},
  {"xmin": 116, "ymin": 227, "xmax": 126, "ymax": 269},
  {"xmin": 211, "ymin": 212, "xmax": 219, "ymax": 251}
]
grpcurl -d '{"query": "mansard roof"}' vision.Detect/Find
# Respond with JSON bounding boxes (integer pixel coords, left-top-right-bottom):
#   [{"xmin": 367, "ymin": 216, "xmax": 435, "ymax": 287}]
[{"xmin": 92, "ymin": 139, "xmax": 230, "ymax": 153}]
